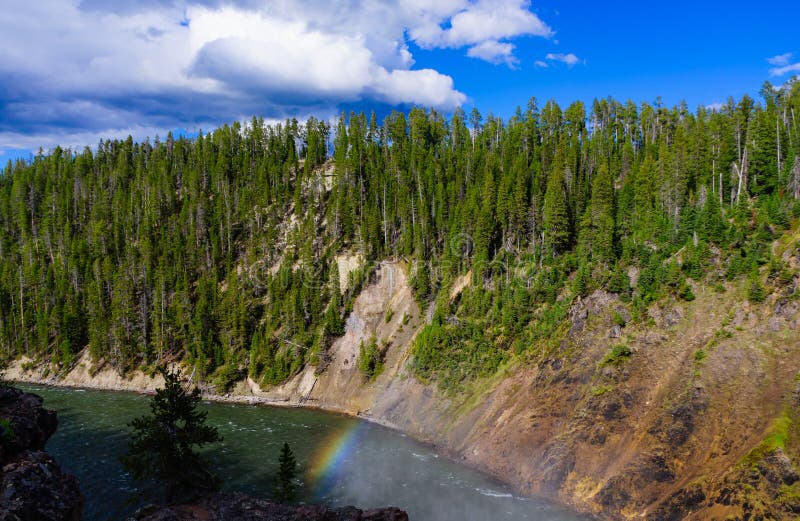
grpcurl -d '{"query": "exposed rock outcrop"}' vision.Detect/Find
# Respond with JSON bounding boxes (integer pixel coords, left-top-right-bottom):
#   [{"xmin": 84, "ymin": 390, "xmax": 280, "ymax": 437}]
[
  {"xmin": 130, "ymin": 492, "xmax": 408, "ymax": 521},
  {"xmin": 0, "ymin": 386, "xmax": 83, "ymax": 521},
  {"xmin": 9, "ymin": 262, "xmax": 800, "ymax": 520}
]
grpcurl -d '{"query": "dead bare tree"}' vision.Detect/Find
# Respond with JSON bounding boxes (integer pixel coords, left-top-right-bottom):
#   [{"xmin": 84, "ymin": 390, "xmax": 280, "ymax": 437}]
[{"xmin": 731, "ymin": 147, "xmax": 748, "ymax": 206}]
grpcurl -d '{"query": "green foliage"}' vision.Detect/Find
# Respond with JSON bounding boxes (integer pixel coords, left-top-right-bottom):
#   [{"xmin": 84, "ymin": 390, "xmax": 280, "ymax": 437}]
[
  {"xmin": 358, "ymin": 336, "xmax": 384, "ymax": 380},
  {"xmin": 607, "ymin": 264, "xmax": 631, "ymax": 299},
  {"xmin": 678, "ymin": 282, "xmax": 696, "ymax": 301},
  {"xmin": 411, "ymin": 261, "xmax": 432, "ymax": 302},
  {"xmin": 120, "ymin": 368, "xmax": 222, "ymax": 502},
  {"xmin": 637, "ymin": 257, "xmax": 664, "ymax": 302},
  {"xmin": 748, "ymin": 271, "xmax": 767, "ymax": 303},
  {"xmin": 412, "ymin": 319, "xmax": 507, "ymax": 393},
  {"xmin": 0, "ymin": 418, "xmax": 14, "ymax": 447},
  {"xmin": 212, "ymin": 364, "xmax": 243, "ymax": 395},
  {"xmin": 601, "ymin": 344, "xmax": 632, "ymax": 367},
  {"xmin": 275, "ymin": 442, "xmax": 297, "ymax": 503},
  {"xmin": 543, "ymin": 162, "xmax": 572, "ymax": 255},
  {"xmin": 740, "ymin": 412, "xmax": 793, "ymax": 468},
  {"xmin": 580, "ymin": 162, "xmax": 615, "ymax": 262},
  {"xmin": 0, "ymin": 85, "xmax": 796, "ymax": 391},
  {"xmin": 681, "ymin": 241, "xmax": 709, "ymax": 281},
  {"xmin": 611, "ymin": 310, "xmax": 627, "ymax": 327},
  {"xmin": 572, "ymin": 263, "xmax": 591, "ymax": 297}
]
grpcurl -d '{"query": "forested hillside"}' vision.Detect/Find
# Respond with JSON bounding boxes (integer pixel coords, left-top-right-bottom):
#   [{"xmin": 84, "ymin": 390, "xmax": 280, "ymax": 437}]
[{"xmin": 2, "ymin": 79, "xmax": 800, "ymax": 392}]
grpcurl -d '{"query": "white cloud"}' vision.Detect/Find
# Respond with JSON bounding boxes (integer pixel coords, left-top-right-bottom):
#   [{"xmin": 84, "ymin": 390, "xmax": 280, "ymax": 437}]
[
  {"xmin": 534, "ymin": 60, "xmax": 548, "ymax": 68},
  {"xmin": 768, "ymin": 53, "xmax": 793, "ymax": 66},
  {"xmin": 771, "ymin": 63, "xmax": 800, "ymax": 77},
  {"xmin": 0, "ymin": 0, "xmax": 553, "ymax": 151},
  {"xmin": 705, "ymin": 102, "xmax": 725, "ymax": 112},
  {"xmin": 768, "ymin": 52, "xmax": 800, "ymax": 77},
  {"xmin": 545, "ymin": 52, "xmax": 580, "ymax": 66},
  {"xmin": 467, "ymin": 40, "xmax": 517, "ymax": 67},
  {"xmin": 411, "ymin": 0, "xmax": 552, "ymax": 48},
  {"xmin": 372, "ymin": 69, "xmax": 465, "ymax": 107}
]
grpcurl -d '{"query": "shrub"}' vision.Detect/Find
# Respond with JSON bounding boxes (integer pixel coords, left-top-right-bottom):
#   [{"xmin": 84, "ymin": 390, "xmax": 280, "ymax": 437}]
[
  {"xmin": 601, "ymin": 344, "xmax": 632, "ymax": 366},
  {"xmin": 748, "ymin": 272, "xmax": 766, "ymax": 303},
  {"xmin": 212, "ymin": 364, "xmax": 242, "ymax": 394},
  {"xmin": 611, "ymin": 310, "xmax": 627, "ymax": 327}
]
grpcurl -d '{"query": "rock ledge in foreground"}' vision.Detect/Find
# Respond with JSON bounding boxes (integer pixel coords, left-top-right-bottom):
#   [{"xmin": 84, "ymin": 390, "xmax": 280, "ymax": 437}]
[
  {"xmin": 0, "ymin": 386, "xmax": 83, "ymax": 521},
  {"xmin": 130, "ymin": 492, "xmax": 409, "ymax": 521}
]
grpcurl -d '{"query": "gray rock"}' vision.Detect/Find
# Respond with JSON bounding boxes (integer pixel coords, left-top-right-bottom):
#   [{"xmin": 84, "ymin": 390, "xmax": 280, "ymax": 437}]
[
  {"xmin": 130, "ymin": 492, "xmax": 408, "ymax": 521},
  {"xmin": 0, "ymin": 387, "xmax": 83, "ymax": 521}
]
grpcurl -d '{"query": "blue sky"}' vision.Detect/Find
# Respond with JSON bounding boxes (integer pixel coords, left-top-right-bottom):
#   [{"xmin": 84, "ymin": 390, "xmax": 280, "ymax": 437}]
[
  {"xmin": 1, "ymin": 1, "xmax": 799, "ymax": 163},
  {"xmin": 417, "ymin": 1, "xmax": 800, "ymax": 115}
]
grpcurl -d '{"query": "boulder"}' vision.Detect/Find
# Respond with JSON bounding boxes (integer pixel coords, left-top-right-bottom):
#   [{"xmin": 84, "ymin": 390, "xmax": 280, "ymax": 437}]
[{"xmin": 0, "ymin": 386, "xmax": 84, "ymax": 521}]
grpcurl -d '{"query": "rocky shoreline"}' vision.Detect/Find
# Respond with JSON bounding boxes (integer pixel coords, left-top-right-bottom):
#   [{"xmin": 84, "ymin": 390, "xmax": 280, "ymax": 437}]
[
  {"xmin": 0, "ymin": 386, "xmax": 83, "ymax": 520},
  {"xmin": 130, "ymin": 493, "xmax": 408, "ymax": 521}
]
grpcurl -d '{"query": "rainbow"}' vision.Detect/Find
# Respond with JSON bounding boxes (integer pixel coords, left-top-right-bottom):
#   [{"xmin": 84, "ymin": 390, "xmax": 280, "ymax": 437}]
[{"xmin": 307, "ymin": 420, "xmax": 364, "ymax": 497}]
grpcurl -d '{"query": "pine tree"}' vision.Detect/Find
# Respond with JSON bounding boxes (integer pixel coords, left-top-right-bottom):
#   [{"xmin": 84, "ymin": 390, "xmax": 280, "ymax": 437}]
[
  {"xmin": 580, "ymin": 163, "xmax": 615, "ymax": 262},
  {"xmin": 697, "ymin": 187, "xmax": 727, "ymax": 244},
  {"xmin": 276, "ymin": 442, "xmax": 297, "ymax": 503},
  {"xmin": 542, "ymin": 163, "xmax": 571, "ymax": 255},
  {"xmin": 121, "ymin": 368, "xmax": 222, "ymax": 501}
]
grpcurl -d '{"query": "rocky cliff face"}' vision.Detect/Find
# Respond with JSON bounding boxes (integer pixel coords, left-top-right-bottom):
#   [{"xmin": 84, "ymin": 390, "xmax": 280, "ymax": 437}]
[
  {"xmin": 0, "ymin": 386, "xmax": 83, "ymax": 521},
  {"xmin": 9, "ymin": 258, "xmax": 800, "ymax": 520},
  {"xmin": 130, "ymin": 492, "xmax": 408, "ymax": 521}
]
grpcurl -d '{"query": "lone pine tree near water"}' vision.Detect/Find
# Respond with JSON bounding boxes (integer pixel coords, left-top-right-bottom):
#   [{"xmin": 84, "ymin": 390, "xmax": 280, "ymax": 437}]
[
  {"xmin": 276, "ymin": 442, "xmax": 298, "ymax": 503},
  {"xmin": 121, "ymin": 368, "xmax": 222, "ymax": 502}
]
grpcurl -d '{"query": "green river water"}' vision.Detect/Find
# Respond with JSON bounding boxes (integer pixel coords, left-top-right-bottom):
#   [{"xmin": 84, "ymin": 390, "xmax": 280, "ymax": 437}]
[{"xmin": 20, "ymin": 384, "xmax": 586, "ymax": 521}]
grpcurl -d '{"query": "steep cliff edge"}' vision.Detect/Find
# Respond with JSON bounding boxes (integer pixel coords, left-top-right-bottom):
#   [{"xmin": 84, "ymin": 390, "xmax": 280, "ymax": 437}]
[
  {"xmin": 9, "ymin": 258, "xmax": 800, "ymax": 520},
  {"xmin": 0, "ymin": 386, "xmax": 83, "ymax": 520}
]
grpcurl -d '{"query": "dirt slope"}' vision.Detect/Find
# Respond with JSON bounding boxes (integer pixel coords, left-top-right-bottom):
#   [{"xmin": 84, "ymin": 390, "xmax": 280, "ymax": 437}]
[{"xmin": 9, "ymin": 258, "xmax": 800, "ymax": 520}]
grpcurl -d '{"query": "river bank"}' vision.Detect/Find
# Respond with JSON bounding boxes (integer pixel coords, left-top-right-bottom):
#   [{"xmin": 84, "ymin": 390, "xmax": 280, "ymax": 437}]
[
  {"xmin": 8, "ymin": 259, "xmax": 800, "ymax": 520},
  {"xmin": 18, "ymin": 383, "xmax": 585, "ymax": 521}
]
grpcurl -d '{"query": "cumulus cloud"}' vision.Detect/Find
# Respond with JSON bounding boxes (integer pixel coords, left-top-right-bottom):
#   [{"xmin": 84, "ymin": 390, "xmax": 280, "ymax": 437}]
[
  {"xmin": 466, "ymin": 40, "xmax": 517, "ymax": 67},
  {"xmin": 545, "ymin": 52, "xmax": 580, "ymax": 66},
  {"xmin": 411, "ymin": 0, "xmax": 552, "ymax": 48},
  {"xmin": 0, "ymin": 0, "xmax": 554, "ymax": 152}
]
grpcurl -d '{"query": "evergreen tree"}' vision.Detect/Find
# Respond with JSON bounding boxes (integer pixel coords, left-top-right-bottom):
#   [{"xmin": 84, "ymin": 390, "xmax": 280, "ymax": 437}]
[
  {"xmin": 276, "ymin": 442, "xmax": 297, "ymax": 503},
  {"xmin": 121, "ymin": 368, "xmax": 222, "ymax": 501},
  {"xmin": 580, "ymin": 162, "xmax": 615, "ymax": 262},
  {"xmin": 543, "ymin": 162, "xmax": 571, "ymax": 255},
  {"xmin": 697, "ymin": 188, "xmax": 727, "ymax": 244},
  {"xmin": 0, "ymin": 84, "xmax": 795, "ymax": 392}
]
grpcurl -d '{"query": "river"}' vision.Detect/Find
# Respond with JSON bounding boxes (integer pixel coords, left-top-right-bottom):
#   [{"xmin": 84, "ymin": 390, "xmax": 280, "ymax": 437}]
[{"xmin": 21, "ymin": 384, "xmax": 587, "ymax": 521}]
